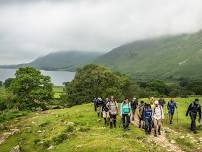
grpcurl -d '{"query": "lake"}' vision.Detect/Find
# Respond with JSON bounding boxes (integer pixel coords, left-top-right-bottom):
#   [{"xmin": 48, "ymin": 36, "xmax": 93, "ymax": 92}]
[{"xmin": 0, "ymin": 68, "xmax": 75, "ymax": 86}]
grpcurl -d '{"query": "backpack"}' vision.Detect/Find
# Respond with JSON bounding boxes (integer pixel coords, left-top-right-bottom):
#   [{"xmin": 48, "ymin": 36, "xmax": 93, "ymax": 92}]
[
  {"xmin": 190, "ymin": 103, "xmax": 200, "ymax": 113},
  {"xmin": 139, "ymin": 104, "xmax": 144, "ymax": 116},
  {"xmin": 153, "ymin": 106, "xmax": 163, "ymax": 116},
  {"xmin": 103, "ymin": 101, "xmax": 109, "ymax": 112},
  {"xmin": 168, "ymin": 101, "xmax": 175, "ymax": 109}
]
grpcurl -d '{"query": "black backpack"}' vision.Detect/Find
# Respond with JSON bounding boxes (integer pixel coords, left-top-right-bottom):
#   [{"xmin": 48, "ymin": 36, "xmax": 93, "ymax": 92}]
[{"xmin": 190, "ymin": 103, "xmax": 200, "ymax": 113}]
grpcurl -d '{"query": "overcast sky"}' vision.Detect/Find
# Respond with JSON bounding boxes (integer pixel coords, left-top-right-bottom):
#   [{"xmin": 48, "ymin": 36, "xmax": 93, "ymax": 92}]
[{"xmin": 0, "ymin": 0, "xmax": 202, "ymax": 64}]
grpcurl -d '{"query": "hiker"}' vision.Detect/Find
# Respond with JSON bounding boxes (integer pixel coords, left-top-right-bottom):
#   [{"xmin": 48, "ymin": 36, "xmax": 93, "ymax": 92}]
[
  {"xmin": 102, "ymin": 98, "xmax": 110, "ymax": 125},
  {"xmin": 96, "ymin": 97, "xmax": 104, "ymax": 117},
  {"xmin": 120, "ymin": 97, "xmax": 132, "ymax": 130},
  {"xmin": 153, "ymin": 100, "xmax": 164, "ymax": 137},
  {"xmin": 186, "ymin": 99, "xmax": 201, "ymax": 133},
  {"xmin": 107, "ymin": 97, "xmax": 119, "ymax": 128},
  {"xmin": 93, "ymin": 97, "xmax": 97, "ymax": 112},
  {"xmin": 158, "ymin": 96, "xmax": 166, "ymax": 108},
  {"xmin": 167, "ymin": 98, "xmax": 177, "ymax": 124},
  {"xmin": 149, "ymin": 97, "xmax": 155, "ymax": 110},
  {"xmin": 143, "ymin": 103, "xmax": 152, "ymax": 134},
  {"xmin": 131, "ymin": 97, "xmax": 138, "ymax": 121},
  {"xmin": 137, "ymin": 100, "xmax": 145, "ymax": 128}
]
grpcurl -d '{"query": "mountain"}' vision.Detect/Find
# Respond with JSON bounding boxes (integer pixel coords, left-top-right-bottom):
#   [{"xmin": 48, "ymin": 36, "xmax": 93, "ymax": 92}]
[
  {"xmin": 96, "ymin": 30, "xmax": 202, "ymax": 80},
  {"xmin": 0, "ymin": 51, "xmax": 102, "ymax": 71}
]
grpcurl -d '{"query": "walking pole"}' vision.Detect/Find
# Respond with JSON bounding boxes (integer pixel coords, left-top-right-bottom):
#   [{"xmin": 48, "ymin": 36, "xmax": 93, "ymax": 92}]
[{"xmin": 176, "ymin": 108, "xmax": 179, "ymax": 125}]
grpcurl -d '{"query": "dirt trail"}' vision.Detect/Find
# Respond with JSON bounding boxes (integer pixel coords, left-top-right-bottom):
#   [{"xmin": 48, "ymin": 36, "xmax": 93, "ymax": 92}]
[
  {"xmin": 132, "ymin": 115, "xmax": 185, "ymax": 152},
  {"xmin": 0, "ymin": 128, "xmax": 20, "ymax": 144}
]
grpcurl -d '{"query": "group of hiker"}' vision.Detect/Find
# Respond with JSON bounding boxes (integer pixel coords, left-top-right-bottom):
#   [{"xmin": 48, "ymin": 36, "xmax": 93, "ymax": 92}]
[{"xmin": 93, "ymin": 96, "xmax": 202, "ymax": 136}]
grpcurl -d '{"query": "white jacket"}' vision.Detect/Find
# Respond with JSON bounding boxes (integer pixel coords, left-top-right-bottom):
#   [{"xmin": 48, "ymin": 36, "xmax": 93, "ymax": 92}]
[{"xmin": 152, "ymin": 105, "xmax": 164, "ymax": 120}]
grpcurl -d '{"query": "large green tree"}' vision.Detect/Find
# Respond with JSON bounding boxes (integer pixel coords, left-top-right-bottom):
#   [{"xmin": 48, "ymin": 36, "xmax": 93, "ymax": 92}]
[
  {"xmin": 4, "ymin": 78, "xmax": 15, "ymax": 88},
  {"xmin": 10, "ymin": 67, "xmax": 53, "ymax": 110},
  {"xmin": 64, "ymin": 64, "xmax": 129, "ymax": 105}
]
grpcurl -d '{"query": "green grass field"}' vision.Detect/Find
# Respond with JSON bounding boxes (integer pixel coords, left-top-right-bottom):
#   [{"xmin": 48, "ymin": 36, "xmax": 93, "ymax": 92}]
[
  {"xmin": 0, "ymin": 86, "xmax": 201, "ymax": 152},
  {"xmin": 53, "ymin": 86, "xmax": 64, "ymax": 99}
]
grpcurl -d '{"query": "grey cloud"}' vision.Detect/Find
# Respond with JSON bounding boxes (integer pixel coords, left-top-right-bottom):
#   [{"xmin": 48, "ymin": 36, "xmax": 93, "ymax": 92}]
[{"xmin": 0, "ymin": 0, "xmax": 202, "ymax": 64}]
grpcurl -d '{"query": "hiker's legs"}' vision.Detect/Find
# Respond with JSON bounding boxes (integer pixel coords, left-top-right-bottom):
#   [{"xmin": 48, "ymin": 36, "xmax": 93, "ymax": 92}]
[
  {"xmin": 138, "ymin": 117, "xmax": 142, "ymax": 128},
  {"xmin": 153, "ymin": 119, "xmax": 158, "ymax": 136},
  {"xmin": 103, "ymin": 111, "xmax": 106, "ymax": 124},
  {"xmin": 97, "ymin": 106, "xmax": 101, "ymax": 117},
  {"xmin": 110, "ymin": 113, "xmax": 113, "ymax": 128},
  {"xmin": 144, "ymin": 119, "xmax": 149, "ymax": 133},
  {"xmin": 122, "ymin": 114, "xmax": 126, "ymax": 128},
  {"xmin": 113, "ymin": 114, "xmax": 117, "ymax": 127},
  {"xmin": 148, "ymin": 119, "xmax": 152, "ymax": 133},
  {"xmin": 94, "ymin": 104, "xmax": 97, "ymax": 112},
  {"xmin": 132, "ymin": 109, "xmax": 135, "ymax": 121},
  {"xmin": 190, "ymin": 113, "xmax": 196, "ymax": 131},
  {"xmin": 126, "ymin": 114, "xmax": 130, "ymax": 129},
  {"xmin": 158, "ymin": 120, "xmax": 162, "ymax": 135}
]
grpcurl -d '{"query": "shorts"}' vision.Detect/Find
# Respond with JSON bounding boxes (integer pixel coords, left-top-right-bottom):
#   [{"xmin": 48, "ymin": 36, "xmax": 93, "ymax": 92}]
[
  {"xmin": 153, "ymin": 119, "xmax": 162, "ymax": 128},
  {"xmin": 168, "ymin": 110, "xmax": 175, "ymax": 115},
  {"xmin": 97, "ymin": 106, "xmax": 102, "ymax": 113},
  {"xmin": 103, "ymin": 111, "xmax": 110, "ymax": 118}
]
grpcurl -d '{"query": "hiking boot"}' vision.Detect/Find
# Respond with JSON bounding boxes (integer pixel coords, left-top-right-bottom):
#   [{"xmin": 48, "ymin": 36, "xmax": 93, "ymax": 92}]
[
  {"xmin": 193, "ymin": 130, "xmax": 198, "ymax": 134},
  {"xmin": 154, "ymin": 130, "xmax": 157, "ymax": 137},
  {"xmin": 158, "ymin": 128, "xmax": 161, "ymax": 135},
  {"xmin": 110, "ymin": 122, "xmax": 113, "ymax": 129}
]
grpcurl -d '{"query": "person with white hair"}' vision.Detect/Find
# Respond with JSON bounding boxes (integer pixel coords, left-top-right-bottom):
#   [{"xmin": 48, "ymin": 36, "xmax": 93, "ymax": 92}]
[{"xmin": 152, "ymin": 100, "xmax": 164, "ymax": 137}]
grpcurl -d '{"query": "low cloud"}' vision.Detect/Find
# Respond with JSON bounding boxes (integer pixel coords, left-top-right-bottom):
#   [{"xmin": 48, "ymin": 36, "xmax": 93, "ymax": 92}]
[{"xmin": 0, "ymin": 0, "xmax": 202, "ymax": 64}]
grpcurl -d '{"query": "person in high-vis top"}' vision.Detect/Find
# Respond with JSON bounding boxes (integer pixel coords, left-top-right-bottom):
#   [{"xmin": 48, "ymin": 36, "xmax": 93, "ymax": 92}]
[{"xmin": 120, "ymin": 98, "xmax": 132, "ymax": 130}]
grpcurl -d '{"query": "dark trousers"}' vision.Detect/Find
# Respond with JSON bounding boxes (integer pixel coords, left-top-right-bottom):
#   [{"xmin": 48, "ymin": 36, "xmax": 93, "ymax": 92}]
[
  {"xmin": 144, "ymin": 118, "xmax": 152, "ymax": 133},
  {"xmin": 190, "ymin": 112, "xmax": 197, "ymax": 131},
  {"xmin": 109, "ymin": 113, "xmax": 116, "ymax": 128},
  {"xmin": 122, "ymin": 114, "xmax": 130, "ymax": 129},
  {"xmin": 94, "ymin": 104, "xmax": 97, "ymax": 112}
]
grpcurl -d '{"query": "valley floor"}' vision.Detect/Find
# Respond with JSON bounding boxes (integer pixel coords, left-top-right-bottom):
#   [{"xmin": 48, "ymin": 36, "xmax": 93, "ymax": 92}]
[{"xmin": 0, "ymin": 100, "xmax": 201, "ymax": 152}]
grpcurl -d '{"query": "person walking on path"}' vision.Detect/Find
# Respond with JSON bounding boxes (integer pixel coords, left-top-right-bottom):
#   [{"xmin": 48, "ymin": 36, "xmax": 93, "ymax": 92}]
[
  {"xmin": 186, "ymin": 99, "xmax": 201, "ymax": 133},
  {"xmin": 131, "ymin": 97, "xmax": 138, "ymax": 121},
  {"xmin": 158, "ymin": 96, "xmax": 166, "ymax": 108},
  {"xmin": 143, "ymin": 103, "xmax": 153, "ymax": 134},
  {"xmin": 167, "ymin": 98, "xmax": 177, "ymax": 124},
  {"xmin": 107, "ymin": 97, "xmax": 119, "ymax": 128},
  {"xmin": 102, "ymin": 98, "xmax": 110, "ymax": 125},
  {"xmin": 96, "ymin": 97, "xmax": 104, "ymax": 117},
  {"xmin": 137, "ymin": 101, "xmax": 145, "ymax": 128},
  {"xmin": 153, "ymin": 100, "xmax": 164, "ymax": 137},
  {"xmin": 120, "ymin": 97, "xmax": 132, "ymax": 130}
]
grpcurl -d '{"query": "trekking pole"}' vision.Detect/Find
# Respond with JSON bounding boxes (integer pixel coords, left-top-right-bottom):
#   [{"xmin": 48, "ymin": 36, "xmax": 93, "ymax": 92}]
[{"xmin": 176, "ymin": 108, "xmax": 179, "ymax": 125}]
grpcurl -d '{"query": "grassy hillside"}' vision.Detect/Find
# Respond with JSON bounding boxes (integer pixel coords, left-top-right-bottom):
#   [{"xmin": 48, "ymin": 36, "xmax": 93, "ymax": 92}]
[
  {"xmin": 0, "ymin": 98, "xmax": 201, "ymax": 152},
  {"xmin": 0, "ymin": 104, "xmax": 165, "ymax": 152},
  {"xmin": 96, "ymin": 30, "xmax": 202, "ymax": 80},
  {"xmin": 0, "ymin": 51, "xmax": 102, "ymax": 71}
]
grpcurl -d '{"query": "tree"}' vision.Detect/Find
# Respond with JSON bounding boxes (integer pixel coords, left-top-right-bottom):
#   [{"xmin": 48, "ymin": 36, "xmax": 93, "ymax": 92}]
[
  {"xmin": 4, "ymin": 78, "xmax": 15, "ymax": 88},
  {"xmin": 147, "ymin": 80, "xmax": 169, "ymax": 95},
  {"xmin": 64, "ymin": 64, "xmax": 129, "ymax": 106},
  {"xmin": 0, "ymin": 81, "xmax": 2, "ymax": 87},
  {"xmin": 9, "ymin": 67, "xmax": 53, "ymax": 110}
]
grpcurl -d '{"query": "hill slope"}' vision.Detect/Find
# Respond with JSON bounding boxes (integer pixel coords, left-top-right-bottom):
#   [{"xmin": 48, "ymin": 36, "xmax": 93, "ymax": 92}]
[
  {"xmin": 0, "ymin": 104, "xmax": 165, "ymax": 152},
  {"xmin": 0, "ymin": 51, "xmax": 102, "ymax": 71},
  {"xmin": 96, "ymin": 30, "xmax": 202, "ymax": 80}
]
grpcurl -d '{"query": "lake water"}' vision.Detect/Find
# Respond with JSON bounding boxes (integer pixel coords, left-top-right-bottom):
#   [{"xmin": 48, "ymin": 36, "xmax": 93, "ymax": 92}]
[{"xmin": 0, "ymin": 68, "xmax": 75, "ymax": 86}]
